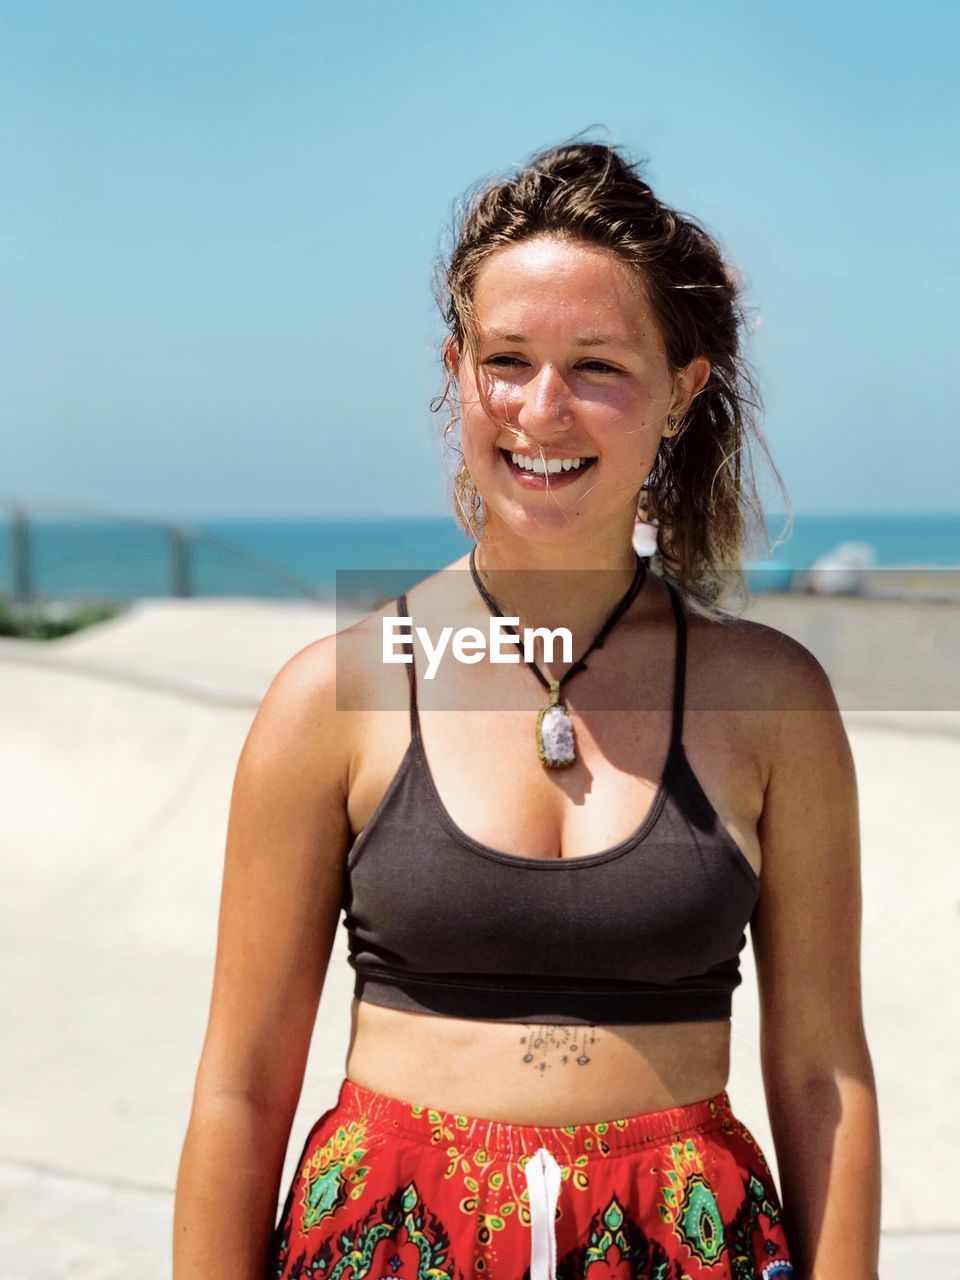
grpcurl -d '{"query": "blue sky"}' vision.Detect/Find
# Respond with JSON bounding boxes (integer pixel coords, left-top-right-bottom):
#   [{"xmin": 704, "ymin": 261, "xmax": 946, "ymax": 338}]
[{"xmin": 2, "ymin": 0, "xmax": 957, "ymax": 519}]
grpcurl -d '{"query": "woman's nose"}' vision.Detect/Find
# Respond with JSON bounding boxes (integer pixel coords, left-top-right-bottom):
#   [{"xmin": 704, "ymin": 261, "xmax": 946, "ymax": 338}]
[{"xmin": 518, "ymin": 364, "xmax": 574, "ymax": 438}]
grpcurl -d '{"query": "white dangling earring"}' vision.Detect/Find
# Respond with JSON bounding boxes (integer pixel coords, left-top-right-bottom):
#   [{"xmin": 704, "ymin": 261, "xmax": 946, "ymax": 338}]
[
  {"xmin": 632, "ymin": 488, "xmax": 660, "ymax": 557},
  {"xmin": 632, "ymin": 513, "xmax": 660, "ymax": 557}
]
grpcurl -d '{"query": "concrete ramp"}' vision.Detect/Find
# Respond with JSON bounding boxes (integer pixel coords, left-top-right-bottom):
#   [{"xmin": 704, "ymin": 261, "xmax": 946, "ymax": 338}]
[{"xmin": 1, "ymin": 598, "xmax": 957, "ymax": 1276}]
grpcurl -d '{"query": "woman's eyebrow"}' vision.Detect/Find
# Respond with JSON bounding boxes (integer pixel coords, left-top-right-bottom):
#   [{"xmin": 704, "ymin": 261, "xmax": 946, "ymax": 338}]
[
  {"xmin": 574, "ymin": 333, "xmax": 640, "ymax": 349},
  {"xmin": 482, "ymin": 329, "xmax": 527, "ymax": 343},
  {"xmin": 481, "ymin": 328, "xmax": 640, "ymax": 349}
]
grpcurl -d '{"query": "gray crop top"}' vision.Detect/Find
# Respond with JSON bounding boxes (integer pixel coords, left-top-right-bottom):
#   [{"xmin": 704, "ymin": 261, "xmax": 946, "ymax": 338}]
[{"xmin": 340, "ymin": 581, "xmax": 760, "ymax": 1024}]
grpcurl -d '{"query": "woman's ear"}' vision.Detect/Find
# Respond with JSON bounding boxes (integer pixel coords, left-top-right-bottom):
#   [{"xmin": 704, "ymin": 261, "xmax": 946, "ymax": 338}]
[
  {"xmin": 670, "ymin": 356, "xmax": 711, "ymax": 424},
  {"xmin": 680, "ymin": 358, "xmax": 711, "ymax": 412},
  {"xmin": 442, "ymin": 336, "xmax": 461, "ymax": 378}
]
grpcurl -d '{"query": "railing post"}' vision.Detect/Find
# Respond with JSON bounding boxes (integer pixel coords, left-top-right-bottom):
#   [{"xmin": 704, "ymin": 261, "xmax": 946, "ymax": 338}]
[
  {"xmin": 171, "ymin": 527, "xmax": 193, "ymax": 597},
  {"xmin": 11, "ymin": 504, "xmax": 32, "ymax": 603}
]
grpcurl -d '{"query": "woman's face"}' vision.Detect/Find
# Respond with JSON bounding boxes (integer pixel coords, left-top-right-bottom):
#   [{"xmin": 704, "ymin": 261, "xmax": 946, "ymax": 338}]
[{"xmin": 451, "ymin": 234, "xmax": 709, "ymax": 547}]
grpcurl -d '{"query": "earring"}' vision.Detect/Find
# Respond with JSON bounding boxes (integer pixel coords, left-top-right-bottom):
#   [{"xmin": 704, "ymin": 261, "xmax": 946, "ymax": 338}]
[
  {"xmin": 667, "ymin": 415, "xmax": 678, "ymax": 431},
  {"xmin": 632, "ymin": 496, "xmax": 660, "ymax": 557}
]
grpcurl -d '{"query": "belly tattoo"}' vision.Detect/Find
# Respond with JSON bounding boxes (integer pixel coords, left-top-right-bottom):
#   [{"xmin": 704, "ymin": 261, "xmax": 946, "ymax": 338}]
[{"xmin": 518, "ymin": 1025, "xmax": 599, "ymax": 1073}]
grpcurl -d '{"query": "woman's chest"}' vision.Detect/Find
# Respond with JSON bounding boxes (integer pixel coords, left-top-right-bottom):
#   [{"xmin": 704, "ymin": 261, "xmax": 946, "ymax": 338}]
[{"xmin": 349, "ymin": 700, "xmax": 766, "ymax": 878}]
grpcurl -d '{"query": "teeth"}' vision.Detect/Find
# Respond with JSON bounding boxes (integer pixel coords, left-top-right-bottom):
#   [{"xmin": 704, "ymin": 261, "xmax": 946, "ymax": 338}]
[{"xmin": 509, "ymin": 451, "xmax": 591, "ymax": 474}]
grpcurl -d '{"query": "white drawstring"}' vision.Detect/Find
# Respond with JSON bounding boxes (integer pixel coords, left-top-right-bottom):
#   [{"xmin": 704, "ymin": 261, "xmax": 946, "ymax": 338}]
[{"xmin": 524, "ymin": 1146, "xmax": 563, "ymax": 1280}]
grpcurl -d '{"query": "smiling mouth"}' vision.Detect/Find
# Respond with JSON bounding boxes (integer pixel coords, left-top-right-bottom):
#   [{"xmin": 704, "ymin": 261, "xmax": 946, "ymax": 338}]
[{"xmin": 499, "ymin": 448, "xmax": 598, "ymax": 479}]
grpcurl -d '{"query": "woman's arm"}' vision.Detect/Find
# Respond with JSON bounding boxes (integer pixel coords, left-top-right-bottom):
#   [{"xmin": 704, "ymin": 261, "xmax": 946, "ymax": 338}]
[
  {"xmin": 173, "ymin": 635, "xmax": 354, "ymax": 1280},
  {"xmin": 751, "ymin": 633, "xmax": 881, "ymax": 1280}
]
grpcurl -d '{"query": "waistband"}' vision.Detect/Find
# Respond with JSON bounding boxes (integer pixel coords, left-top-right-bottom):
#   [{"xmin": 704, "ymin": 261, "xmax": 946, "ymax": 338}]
[{"xmin": 336, "ymin": 1077, "xmax": 734, "ymax": 1161}]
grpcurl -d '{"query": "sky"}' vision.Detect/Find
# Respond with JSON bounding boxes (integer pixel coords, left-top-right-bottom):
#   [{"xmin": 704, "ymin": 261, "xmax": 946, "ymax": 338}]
[{"xmin": 2, "ymin": 0, "xmax": 958, "ymax": 520}]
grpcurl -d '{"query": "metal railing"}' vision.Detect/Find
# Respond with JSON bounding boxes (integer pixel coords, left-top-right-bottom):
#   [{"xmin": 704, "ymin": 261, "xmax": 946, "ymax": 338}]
[{"xmin": 0, "ymin": 498, "xmax": 326, "ymax": 603}]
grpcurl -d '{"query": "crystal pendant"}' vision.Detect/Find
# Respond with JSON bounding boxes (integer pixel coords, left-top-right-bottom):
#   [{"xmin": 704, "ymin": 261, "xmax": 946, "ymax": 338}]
[{"xmin": 536, "ymin": 681, "xmax": 576, "ymax": 769}]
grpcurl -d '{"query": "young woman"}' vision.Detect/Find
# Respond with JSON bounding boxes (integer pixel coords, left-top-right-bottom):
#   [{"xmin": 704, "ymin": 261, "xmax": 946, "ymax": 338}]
[{"xmin": 174, "ymin": 142, "xmax": 881, "ymax": 1280}]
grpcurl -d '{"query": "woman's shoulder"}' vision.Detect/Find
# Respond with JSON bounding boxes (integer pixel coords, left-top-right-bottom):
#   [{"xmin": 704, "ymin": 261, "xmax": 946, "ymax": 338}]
[
  {"xmin": 236, "ymin": 598, "xmax": 408, "ymax": 807},
  {"xmin": 265, "ymin": 557, "xmax": 469, "ymax": 720},
  {"xmin": 679, "ymin": 597, "xmax": 845, "ymax": 800},
  {"xmin": 684, "ymin": 595, "xmax": 839, "ymax": 715},
  {"xmin": 271, "ymin": 597, "xmax": 406, "ymax": 717}
]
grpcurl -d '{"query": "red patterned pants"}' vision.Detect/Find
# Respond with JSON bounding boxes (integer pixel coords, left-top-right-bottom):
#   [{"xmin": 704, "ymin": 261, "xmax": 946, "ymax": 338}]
[{"xmin": 268, "ymin": 1078, "xmax": 793, "ymax": 1279}]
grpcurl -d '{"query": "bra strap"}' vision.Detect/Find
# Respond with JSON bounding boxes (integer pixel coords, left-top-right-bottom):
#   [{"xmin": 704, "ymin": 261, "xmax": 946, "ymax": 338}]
[
  {"xmin": 664, "ymin": 581, "xmax": 687, "ymax": 751},
  {"xmin": 396, "ymin": 593, "xmax": 421, "ymax": 741}
]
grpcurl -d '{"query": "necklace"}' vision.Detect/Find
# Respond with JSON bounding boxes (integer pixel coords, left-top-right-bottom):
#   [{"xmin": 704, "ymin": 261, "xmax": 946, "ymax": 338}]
[{"xmin": 468, "ymin": 545, "xmax": 648, "ymax": 769}]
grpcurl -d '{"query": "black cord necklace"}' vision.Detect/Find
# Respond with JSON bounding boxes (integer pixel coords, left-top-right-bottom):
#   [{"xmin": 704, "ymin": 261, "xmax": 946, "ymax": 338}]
[{"xmin": 468, "ymin": 544, "xmax": 648, "ymax": 769}]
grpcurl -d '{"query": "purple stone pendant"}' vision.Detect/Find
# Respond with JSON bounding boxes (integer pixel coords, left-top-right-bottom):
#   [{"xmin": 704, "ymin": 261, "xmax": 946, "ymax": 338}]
[{"xmin": 536, "ymin": 680, "xmax": 576, "ymax": 769}]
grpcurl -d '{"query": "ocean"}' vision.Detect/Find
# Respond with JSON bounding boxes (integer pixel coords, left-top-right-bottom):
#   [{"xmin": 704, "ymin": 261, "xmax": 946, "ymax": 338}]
[{"xmin": 3, "ymin": 513, "xmax": 960, "ymax": 603}]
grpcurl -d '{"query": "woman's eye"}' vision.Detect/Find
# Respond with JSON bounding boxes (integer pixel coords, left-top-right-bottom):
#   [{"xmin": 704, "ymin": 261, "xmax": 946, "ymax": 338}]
[
  {"xmin": 484, "ymin": 356, "xmax": 619, "ymax": 373},
  {"xmin": 579, "ymin": 360, "xmax": 620, "ymax": 374}
]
